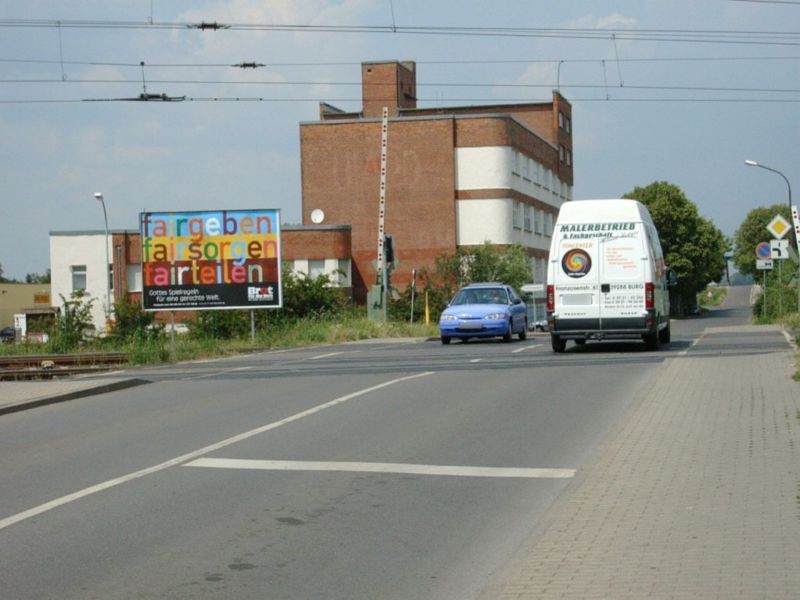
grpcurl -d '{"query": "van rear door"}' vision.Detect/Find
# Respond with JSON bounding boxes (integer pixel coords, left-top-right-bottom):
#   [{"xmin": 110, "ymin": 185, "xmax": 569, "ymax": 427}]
[
  {"xmin": 597, "ymin": 226, "xmax": 647, "ymax": 328},
  {"xmin": 552, "ymin": 223, "xmax": 646, "ymax": 332},
  {"xmin": 552, "ymin": 236, "xmax": 601, "ymax": 330}
]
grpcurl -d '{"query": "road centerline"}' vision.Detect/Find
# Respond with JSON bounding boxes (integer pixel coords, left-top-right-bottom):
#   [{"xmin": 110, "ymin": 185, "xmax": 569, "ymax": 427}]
[
  {"xmin": 0, "ymin": 371, "xmax": 434, "ymax": 532},
  {"xmin": 184, "ymin": 458, "xmax": 576, "ymax": 479}
]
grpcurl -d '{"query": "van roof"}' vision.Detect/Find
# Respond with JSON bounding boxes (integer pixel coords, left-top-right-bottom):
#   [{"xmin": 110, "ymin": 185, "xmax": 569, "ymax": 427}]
[{"xmin": 557, "ymin": 199, "xmax": 655, "ymax": 225}]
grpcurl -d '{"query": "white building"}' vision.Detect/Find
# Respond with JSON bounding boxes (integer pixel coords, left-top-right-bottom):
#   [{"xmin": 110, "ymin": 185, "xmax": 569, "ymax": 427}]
[{"xmin": 50, "ymin": 231, "xmax": 114, "ymax": 335}]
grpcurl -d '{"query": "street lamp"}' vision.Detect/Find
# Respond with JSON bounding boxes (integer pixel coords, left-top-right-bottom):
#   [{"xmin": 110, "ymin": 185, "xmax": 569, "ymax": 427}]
[
  {"xmin": 94, "ymin": 192, "xmax": 111, "ymax": 324},
  {"xmin": 745, "ymin": 160, "xmax": 796, "ymax": 310}
]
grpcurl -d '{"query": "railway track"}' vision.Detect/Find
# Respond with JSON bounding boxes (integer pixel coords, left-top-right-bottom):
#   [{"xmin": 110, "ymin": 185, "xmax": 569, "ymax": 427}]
[{"xmin": 0, "ymin": 352, "xmax": 129, "ymax": 381}]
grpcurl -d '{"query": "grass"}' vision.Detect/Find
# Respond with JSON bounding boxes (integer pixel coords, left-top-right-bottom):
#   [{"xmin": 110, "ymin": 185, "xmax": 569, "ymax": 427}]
[
  {"xmin": 0, "ymin": 315, "xmax": 439, "ymax": 365},
  {"xmin": 698, "ymin": 285, "xmax": 727, "ymax": 308}
]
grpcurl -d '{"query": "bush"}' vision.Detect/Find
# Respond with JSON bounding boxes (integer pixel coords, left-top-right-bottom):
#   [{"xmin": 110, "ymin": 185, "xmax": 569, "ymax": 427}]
[
  {"xmin": 47, "ymin": 291, "xmax": 95, "ymax": 353},
  {"xmin": 188, "ymin": 267, "xmax": 348, "ymax": 341},
  {"xmin": 111, "ymin": 295, "xmax": 161, "ymax": 341},
  {"xmin": 752, "ymin": 285, "xmax": 799, "ymax": 322}
]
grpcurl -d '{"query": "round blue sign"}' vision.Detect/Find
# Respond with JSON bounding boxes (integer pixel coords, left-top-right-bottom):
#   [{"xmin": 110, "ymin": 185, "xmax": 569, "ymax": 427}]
[{"xmin": 755, "ymin": 242, "xmax": 772, "ymax": 259}]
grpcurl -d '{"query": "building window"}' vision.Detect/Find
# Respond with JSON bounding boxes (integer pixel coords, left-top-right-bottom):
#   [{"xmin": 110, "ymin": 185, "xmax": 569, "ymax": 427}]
[
  {"xmin": 127, "ymin": 265, "xmax": 142, "ymax": 293},
  {"xmin": 559, "ymin": 145, "xmax": 566, "ymax": 163},
  {"xmin": 566, "ymin": 149, "xmax": 572, "ymax": 166},
  {"xmin": 558, "ymin": 112, "xmax": 564, "ymax": 129},
  {"xmin": 337, "ymin": 259, "xmax": 351, "ymax": 287},
  {"xmin": 309, "ymin": 259, "xmax": 325, "ymax": 279},
  {"xmin": 71, "ymin": 265, "xmax": 86, "ymax": 292},
  {"xmin": 523, "ymin": 204, "xmax": 531, "ymax": 231}
]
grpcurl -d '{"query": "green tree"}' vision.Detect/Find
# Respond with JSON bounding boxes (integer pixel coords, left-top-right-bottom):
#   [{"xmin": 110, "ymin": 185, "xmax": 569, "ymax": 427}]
[
  {"xmin": 732, "ymin": 204, "xmax": 791, "ymax": 279},
  {"xmin": 624, "ymin": 181, "xmax": 728, "ymax": 315},
  {"xmin": 390, "ymin": 242, "xmax": 532, "ymax": 322},
  {"xmin": 25, "ymin": 269, "xmax": 51, "ymax": 284},
  {"xmin": 48, "ymin": 291, "xmax": 96, "ymax": 352}
]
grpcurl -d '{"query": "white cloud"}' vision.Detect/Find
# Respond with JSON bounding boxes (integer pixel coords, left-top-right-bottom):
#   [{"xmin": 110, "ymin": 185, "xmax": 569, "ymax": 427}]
[{"xmin": 565, "ymin": 13, "xmax": 638, "ymax": 30}]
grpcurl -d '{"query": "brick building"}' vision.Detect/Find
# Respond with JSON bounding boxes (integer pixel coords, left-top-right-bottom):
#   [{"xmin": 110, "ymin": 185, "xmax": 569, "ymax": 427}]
[
  {"xmin": 301, "ymin": 60, "xmax": 573, "ymax": 302},
  {"xmin": 49, "ymin": 59, "xmax": 574, "ymax": 332}
]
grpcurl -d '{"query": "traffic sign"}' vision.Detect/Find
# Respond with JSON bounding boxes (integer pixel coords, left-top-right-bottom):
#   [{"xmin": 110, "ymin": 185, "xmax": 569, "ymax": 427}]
[
  {"xmin": 755, "ymin": 241, "xmax": 772, "ymax": 259},
  {"xmin": 770, "ymin": 239, "xmax": 790, "ymax": 260},
  {"xmin": 767, "ymin": 214, "xmax": 791, "ymax": 239},
  {"xmin": 757, "ymin": 259, "xmax": 774, "ymax": 270}
]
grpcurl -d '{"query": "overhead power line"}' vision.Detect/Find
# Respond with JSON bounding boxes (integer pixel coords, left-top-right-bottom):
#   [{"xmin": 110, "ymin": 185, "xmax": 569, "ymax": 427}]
[
  {"xmin": 1, "ymin": 54, "xmax": 799, "ymax": 69},
  {"xmin": 1, "ymin": 95, "xmax": 799, "ymax": 105},
  {"xmin": 1, "ymin": 18, "xmax": 800, "ymax": 46},
  {"xmin": 1, "ymin": 78, "xmax": 798, "ymax": 95}
]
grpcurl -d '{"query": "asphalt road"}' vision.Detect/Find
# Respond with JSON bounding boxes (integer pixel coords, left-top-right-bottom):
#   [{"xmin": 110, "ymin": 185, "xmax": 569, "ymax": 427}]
[{"xmin": 0, "ymin": 289, "xmax": 753, "ymax": 599}]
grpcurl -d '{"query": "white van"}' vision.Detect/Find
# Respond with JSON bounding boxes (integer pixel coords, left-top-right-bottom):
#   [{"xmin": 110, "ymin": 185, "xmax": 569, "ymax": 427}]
[{"xmin": 546, "ymin": 199, "xmax": 673, "ymax": 352}]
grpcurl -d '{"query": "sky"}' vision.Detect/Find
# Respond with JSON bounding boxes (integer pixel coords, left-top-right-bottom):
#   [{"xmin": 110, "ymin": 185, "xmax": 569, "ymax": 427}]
[{"xmin": 0, "ymin": 0, "xmax": 798, "ymax": 280}]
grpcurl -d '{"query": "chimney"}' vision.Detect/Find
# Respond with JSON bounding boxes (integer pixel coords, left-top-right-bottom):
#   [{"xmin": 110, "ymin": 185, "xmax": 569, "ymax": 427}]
[{"xmin": 361, "ymin": 60, "xmax": 417, "ymax": 118}]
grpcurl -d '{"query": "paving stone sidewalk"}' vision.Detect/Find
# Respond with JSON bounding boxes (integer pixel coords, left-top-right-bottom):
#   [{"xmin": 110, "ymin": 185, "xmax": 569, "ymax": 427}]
[{"xmin": 486, "ymin": 325, "xmax": 800, "ymax": 599}]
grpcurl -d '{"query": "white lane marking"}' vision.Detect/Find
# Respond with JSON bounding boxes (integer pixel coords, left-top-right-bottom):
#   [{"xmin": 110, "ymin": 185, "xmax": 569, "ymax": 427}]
[
  {"xmin": 470, "ymin": 358, "xmax": 482, "ymax": 363},
  {"xmin": 310, "ymin": 351, "xmax": 349, "ymax": 360},
  {"xmin": 0, "ymin": 371, "xmax": 434, "ymax": 532},
  {"xmin": 512, "ymin": 344, "xmax": 541, "ymax": 354},
  {"xmin": 185, "ymin": 458, "xmax": 576, "ymax": 480},
  {"xmin": 679, "ymin": 333, "xmax": 706, "ymax": 357}
]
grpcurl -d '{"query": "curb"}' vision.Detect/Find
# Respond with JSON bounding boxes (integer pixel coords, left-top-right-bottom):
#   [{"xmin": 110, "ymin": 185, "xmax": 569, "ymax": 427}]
[{"xmin": 0, "ymin": 378, "xmax": 152, "ymax": 416}]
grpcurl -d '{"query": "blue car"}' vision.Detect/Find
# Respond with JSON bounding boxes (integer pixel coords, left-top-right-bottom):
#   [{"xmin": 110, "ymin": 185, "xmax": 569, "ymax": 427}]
[{"xmin": 439, "ymin": 283, "xmax": 528, "ymax": 344}]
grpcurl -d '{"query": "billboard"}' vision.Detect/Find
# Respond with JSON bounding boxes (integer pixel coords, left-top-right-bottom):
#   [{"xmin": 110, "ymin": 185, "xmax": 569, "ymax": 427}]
[{"xmin": 140, "ymin": 209, "xmax": 281, "ymax": 311}]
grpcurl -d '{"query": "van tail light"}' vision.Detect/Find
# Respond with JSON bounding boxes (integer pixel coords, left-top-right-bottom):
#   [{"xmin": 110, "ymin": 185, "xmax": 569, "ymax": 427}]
[
  {"xmin": 645, "ymin": 282, "xmax": 655, "ymax": 310},
  {"xmin": 547, "ymin": 284, "xmax": 555, "ymax": 311}
]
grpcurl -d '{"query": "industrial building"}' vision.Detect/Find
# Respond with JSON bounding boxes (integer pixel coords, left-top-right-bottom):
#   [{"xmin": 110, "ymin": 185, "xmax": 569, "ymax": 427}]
[{"xmin": 48, "ymin": 59, "xmax": 573, "ymax": 333}]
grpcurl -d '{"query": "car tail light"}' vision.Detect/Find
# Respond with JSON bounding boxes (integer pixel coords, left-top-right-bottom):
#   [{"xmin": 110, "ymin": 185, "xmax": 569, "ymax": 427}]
[
  {"xmin": 547, "ymin": 284, "xmax": 555, "ymax": 311},
  {"xmin": 645, "ymin": 282, "xmax": 655, "ymax": 309}
]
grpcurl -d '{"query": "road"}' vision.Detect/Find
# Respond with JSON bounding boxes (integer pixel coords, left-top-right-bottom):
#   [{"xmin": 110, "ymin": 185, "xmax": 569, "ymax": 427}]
[{"xmin": 0, "ymin": 288, "xmax": 754, "ymax": 599}]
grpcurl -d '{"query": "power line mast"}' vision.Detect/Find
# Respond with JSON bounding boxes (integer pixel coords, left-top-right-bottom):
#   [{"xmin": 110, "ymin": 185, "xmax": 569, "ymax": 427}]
[{"xmin": 368, "ymin": 107, "xmax": 390, "ymax": 320}]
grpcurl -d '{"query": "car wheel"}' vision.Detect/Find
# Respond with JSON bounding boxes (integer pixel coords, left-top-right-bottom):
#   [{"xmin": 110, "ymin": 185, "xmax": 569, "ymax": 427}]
[
  {"xmin": 658, "ymin": 322, "xmax": 671, "ymax": 344},
  {"xmin": 503, "ymin": 322, "xmax": 513, "ymax": 342},
  {"xmin": 551, "ymin": 334, "xmax": 566, "ymax": 353},
  {"xmin": 441, "ymin": 336, "xmax": 451, "ymax": 345},
  {"xmin": 518, "ymin": 319, "xmax": 527, "ymax": 341},
  {"xmin": 643, "ymin": 330, "xmax": 660, "ymax": 351}
]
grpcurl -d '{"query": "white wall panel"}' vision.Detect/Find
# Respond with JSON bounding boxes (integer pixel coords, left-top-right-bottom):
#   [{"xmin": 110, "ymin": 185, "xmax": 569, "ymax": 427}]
[{"xmin": 455, "ymin": 147, "xmax": 512, "ymax": 190}]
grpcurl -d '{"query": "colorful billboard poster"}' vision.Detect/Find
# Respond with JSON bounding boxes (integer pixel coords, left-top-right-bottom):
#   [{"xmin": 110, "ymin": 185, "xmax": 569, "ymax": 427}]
[{"xmin": 140, "ymin": 209, "xmax": 281, "ymax": 311}]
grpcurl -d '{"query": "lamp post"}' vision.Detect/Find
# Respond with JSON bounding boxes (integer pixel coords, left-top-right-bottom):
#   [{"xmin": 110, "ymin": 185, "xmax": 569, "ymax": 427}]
[
  {"xmin": 745, "ymin": 160, "xmax": 796, "ymax": 310},
  {"xmin": 94, "ymin": 192, "xmax": 111, "ymax": 324}
]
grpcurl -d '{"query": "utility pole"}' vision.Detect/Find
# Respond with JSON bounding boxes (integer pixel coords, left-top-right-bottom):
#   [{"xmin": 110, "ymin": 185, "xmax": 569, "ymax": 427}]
[{"xmin": 368, "ymin": 107, "xmax": 390, "ymax": 320}]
